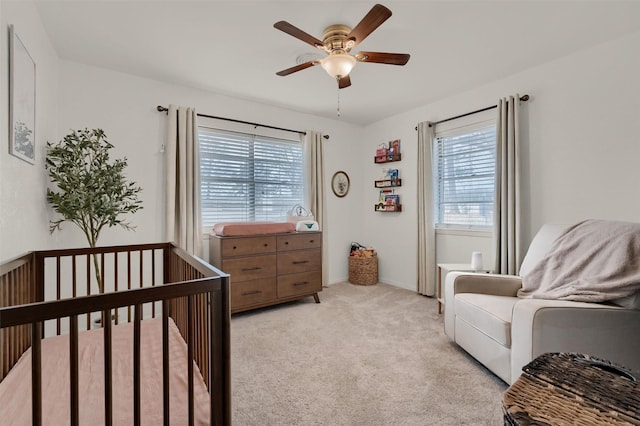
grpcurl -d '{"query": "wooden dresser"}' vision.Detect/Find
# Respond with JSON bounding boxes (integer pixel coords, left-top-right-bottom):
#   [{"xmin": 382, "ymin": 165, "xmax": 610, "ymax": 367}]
[{"xmin": 209, "ymin": 231, "xmax": 322, "ymax": 313}]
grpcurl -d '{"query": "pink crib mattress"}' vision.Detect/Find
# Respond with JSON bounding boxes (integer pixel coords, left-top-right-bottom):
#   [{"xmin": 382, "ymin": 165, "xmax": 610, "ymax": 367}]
[
  {"xmin": 212, "ymin": 221, "xmax": 295, "ymax": 236},
  {"xmin": 0, "ymin": 318, "xmax": 210, "ymax": 425}
]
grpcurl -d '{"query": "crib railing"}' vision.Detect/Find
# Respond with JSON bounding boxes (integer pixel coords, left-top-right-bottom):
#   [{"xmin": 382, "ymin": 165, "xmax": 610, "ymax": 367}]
[
  {"xmin": 167, "ymin": 246, "xmax": 231, "ymax": 422},
  {"xmin": 0, "ymin": 252, "xmax": 37, "ymax": 381},
  {"xmin": 0, "ymin": 243, "xmax": 231, "ymax": 426}
]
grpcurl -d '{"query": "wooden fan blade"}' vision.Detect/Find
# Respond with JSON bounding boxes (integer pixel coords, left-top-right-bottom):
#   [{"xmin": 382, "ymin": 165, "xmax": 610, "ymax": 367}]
[
  {"xmin": 274, "ymin": 21, "xmax": 324, "ymax": 49},
  {"xmin": 355, "ymin": 51, "xmax": 410, "ymax": 65},
  {"xmin": 347, "ymin": 4, "xmax": 392, "ymax": 46},
  {"xmin": 338, "ymin": 75, "xmax": 351, "ymax": 89},
  {"xmin": 276, "ymin": 61, "xmax": 317, "ymax": 76}
]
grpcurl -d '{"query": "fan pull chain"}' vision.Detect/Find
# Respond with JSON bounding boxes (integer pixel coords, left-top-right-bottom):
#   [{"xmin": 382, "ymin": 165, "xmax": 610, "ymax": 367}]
[{"xmin": 336, "ymin": 86, "xmax": 341, "ymax": 118}]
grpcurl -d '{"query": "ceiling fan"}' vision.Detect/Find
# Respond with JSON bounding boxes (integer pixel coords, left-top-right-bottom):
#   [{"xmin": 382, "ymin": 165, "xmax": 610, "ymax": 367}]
[{"xmin": 274, "ymin": 3, "xmax": 410, "ymax": 89}]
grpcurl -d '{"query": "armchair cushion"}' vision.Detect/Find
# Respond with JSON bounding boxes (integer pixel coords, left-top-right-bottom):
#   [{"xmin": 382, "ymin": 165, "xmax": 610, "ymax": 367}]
[
  {"xmin": 612, "ymin": 292, "xmax": 640, "ymax": 309},
  {"xmin": 518, "ymin": 224, "xmax": 571, "ymax": 276},
  {"xmin": 456, "ymin": 294, "xmax": 517, "ymax": 346}
]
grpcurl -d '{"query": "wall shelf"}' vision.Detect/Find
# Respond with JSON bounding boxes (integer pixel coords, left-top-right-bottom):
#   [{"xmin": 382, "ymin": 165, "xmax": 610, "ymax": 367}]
[
  {"xmin": 374, "ymin": 179, "xmax": 402, "ymax": 188},
  {"xmin": 374, "ymin": 154, "xmax": 402, "ymax": 164},
  {"xmin": 374, "ymin": 140, "xmax": 402, "ymax": 212},
  {"xmin": 375, "ymin": 204, "xmax": 402, "ymax": 212}
]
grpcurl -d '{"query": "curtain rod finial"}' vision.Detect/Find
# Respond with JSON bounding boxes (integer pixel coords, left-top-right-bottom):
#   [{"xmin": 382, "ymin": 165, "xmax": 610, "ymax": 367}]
[{"xmin": 156, "ymin": 105, "xmax": 168, "ymax": 112}]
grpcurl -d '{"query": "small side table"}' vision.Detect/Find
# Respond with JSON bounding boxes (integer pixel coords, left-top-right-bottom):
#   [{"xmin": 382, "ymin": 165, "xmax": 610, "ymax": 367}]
[{"xmin": 436, "ymin": 263, "xmax": 488, "ymax": 314}]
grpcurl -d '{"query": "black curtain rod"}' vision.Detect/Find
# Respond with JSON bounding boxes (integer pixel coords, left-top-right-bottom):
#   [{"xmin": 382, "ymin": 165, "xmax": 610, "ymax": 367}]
[
  {"xmin": 157, "ymin": 106, "xmax": 329, "ymax": 139},
  {"xmin": 415, "ymin": 94, "xmax": 530, "ymax": 130}
]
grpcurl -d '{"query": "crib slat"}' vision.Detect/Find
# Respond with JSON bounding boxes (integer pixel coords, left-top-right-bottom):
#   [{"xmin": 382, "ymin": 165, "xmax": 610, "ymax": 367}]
[
  {"xmin": 188, "ymin": 295, "xmax": 194, "ymax": 426},
  {"xmin": 56, "ymin": 256, "xmax": 61, "ymax": 335},
  {"xmin": 86, "ymin": 255, "xmax": 91, "ymax": 330},
  {"xmin": 139, "ymin": 250, "xmax": 144, "ymax": 320},
  {"xmin": 133, "ymin": 304, "xmax": 142, "ymax": 426},
  {"xmin": 104, "ymin": 309, "xmax": 113, "ymax": 426},
  {"xmin": 114, "ymin": 254, "xmax": 119, "ymax": 325},
  {"xmin": 70, "ymin": 315, "xmax": 79, "ymax": 426},
  {"xmin": 127, "ymin": 252, "xmax": 132, "ymax": 323},
  {"xmin": 152, "ymin": 252, "xmax": 156, "ymax": 318},
  {"xmin": 210, "ymin": 290, "xmax": 218, "ymax": 426},
  {"xmin": 162, "ymin": 300, "xmax": 170, "ymax": 426},
  {"xmin": 72, "ymin": 256, "xmax": 77, "ymax": 299},
  {"xmin": 31, "ymin": 321, "xmax": 42, "ymax": 426},
  {"xmin": 139, "ymin": 249, "xmax": 143, "ymax": 291}
]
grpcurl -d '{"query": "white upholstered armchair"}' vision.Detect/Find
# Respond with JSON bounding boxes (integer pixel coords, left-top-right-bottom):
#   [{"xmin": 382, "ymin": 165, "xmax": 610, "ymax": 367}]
[{"xmin": 444, "ymin": 223, "xmax": 640, "ymax": 384}]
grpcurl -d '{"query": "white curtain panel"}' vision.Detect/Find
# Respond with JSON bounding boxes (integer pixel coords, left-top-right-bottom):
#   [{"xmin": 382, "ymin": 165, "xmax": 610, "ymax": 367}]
[
  {"xmin": 417, "ymin": 122, "xmax": 436, "ymax": 296},
  {"xmin": 165, "ymin": 105, "xmax": 202, "ymax": 257},
  {"xmin": 493, "ymin": 96, "xmax": 522, "ymax": 274},
  {"xmin": 303, "ymin": 131, "xmax": 328, "ymax": 286}
]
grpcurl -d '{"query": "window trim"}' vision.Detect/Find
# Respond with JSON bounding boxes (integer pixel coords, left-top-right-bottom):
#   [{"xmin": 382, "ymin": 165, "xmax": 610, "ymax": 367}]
[
  {"xmin": 433, "ymin": 110, "xmax": 497, "ymax": 231},
  {"xmin": 198, "ymin": 125, "xmax": 305, "ymax": 230}
]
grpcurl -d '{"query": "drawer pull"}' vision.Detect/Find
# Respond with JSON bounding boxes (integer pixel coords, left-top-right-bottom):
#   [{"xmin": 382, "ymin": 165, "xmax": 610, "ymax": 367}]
[
  {"xmin": 264, "ymin": 243, "xmax": 269, "ymax": 247},
  {"xmin": 293, "ymin": 260, "xmax": 309, "ymax": 265},
  {"xmin": 233, "ymin": 246, "xmax": 237, "ymax": 250},
  {"xmin": 242, "ymin": 290, "xmax": 262, "ymax": 296},
  {"xmin": 293, "ymin": 281, "xmax": 309, "ymax": 287},
  {"xmin": 309, "ymin": 240, "xmax": 314, "ymax": 243},
  {"xmin": 285, "ymin": 241, "xmax": 289, "ymax": 245},
  {"xmin": 242, "ymin": 267, "xmax": 262, "ymax": 271}
]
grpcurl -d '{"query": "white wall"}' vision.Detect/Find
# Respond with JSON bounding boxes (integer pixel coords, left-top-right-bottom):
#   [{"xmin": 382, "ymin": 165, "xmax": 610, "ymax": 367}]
[
  {"xmin": 362, "ymin": 30, "xmax": 640, "ymax": 291},
  {"xmin": 56, "ymin": 61, "xmax": 364, "ymax": 285},
  {"xmin": 0, "ymin": 2, "xmax": 59, "ymax": 261}
]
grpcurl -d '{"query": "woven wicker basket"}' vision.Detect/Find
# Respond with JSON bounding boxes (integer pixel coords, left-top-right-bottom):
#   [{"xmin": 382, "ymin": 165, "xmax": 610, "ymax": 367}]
[
  {"xmin": 503, "ymin": 353, "xmax": 640, "ymax": 425},
  {"xmin": 349, "ymin": 255, "xmax": 378, "ymax": 286}
]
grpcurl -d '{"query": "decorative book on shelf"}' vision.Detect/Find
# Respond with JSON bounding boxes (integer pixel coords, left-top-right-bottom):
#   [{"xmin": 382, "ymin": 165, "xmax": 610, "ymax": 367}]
[
  {"xmin": 375, "ymin": 168, "xmax": 401, "ymax": 187},
  {"xmin": 374, "ymin": 139, "xmax": 402, "ymax": 163},
  {"xmin": 375, "ymin": 192, "xmax": 401, "ymax": 212}
]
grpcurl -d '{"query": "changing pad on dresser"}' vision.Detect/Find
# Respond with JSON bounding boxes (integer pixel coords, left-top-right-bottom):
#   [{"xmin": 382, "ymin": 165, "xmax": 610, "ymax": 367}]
[{"xmin": 212, "ymin": 221, "xmax": 295, "ymax": 236}]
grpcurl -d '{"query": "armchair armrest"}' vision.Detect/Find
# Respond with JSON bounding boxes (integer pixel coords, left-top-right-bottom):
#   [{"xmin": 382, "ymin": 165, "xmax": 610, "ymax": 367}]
[
  {"xmin": 444, "ymin": 272, "xmax": 522, "ymax": 339},
  {"xmin": 510, "ymin": 299, "xmax": 640, "ymax": 384},
  {"xmin": 445, "ymin": 272, "xmax": 522, "ymax": 297}
]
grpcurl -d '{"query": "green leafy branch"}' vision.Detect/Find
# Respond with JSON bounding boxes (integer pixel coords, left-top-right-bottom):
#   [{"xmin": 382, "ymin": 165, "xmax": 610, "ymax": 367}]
[{"xmin": 46, "ymin": 128, "xmax": 143, "ymax": 293}]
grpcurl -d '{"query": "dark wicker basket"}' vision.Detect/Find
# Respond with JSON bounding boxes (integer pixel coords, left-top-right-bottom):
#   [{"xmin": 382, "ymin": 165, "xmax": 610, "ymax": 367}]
[{"xmin": 503, "ymin": 352, "xmax": 640, "ymax": 425}]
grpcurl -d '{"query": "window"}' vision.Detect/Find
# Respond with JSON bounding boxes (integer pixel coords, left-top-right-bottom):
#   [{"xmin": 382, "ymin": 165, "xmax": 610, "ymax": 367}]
[
  {"xmin": 199, "ymin": 127, "xmax": 304, "ymax": 227},
  {"xmin": 433, "ymin": 117, "xmax": 496, "ymax": 229}
]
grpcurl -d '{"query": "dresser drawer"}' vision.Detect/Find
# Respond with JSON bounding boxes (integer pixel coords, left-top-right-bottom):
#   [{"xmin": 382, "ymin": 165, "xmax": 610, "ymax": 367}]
[
  {"xmin": 220, "ymin": 236, "xmax": 276, "ymax": 257},
  {"xmin": 277, "ymin": 233, "xmax": 321, "ymax": 251},
  {"xmin": 222, "ymin": 255, "xmax": 277, "ymax": 281},
  {"xmin": 277, "ymin": 249, "xmax": 321, "ymax": 275},
  {"xmin": 231, "ymin": 278, "xmax": 277, "ymax": 309},
  {"xmin": 277, "ymin": 271, "xmax": 322, "ymax": 299}
]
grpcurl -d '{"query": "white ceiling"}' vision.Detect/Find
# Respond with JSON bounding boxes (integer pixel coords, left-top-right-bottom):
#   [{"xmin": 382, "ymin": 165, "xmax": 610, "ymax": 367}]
[{"xmin": 34, "ymin": 1, "xmax": 640, "ymax": 126}]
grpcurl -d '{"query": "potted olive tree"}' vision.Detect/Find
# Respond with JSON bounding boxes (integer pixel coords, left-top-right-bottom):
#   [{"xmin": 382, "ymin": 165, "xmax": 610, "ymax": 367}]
[{"xmin": 46, "ymin": 128, "xmax": 143, "ymax": 294}]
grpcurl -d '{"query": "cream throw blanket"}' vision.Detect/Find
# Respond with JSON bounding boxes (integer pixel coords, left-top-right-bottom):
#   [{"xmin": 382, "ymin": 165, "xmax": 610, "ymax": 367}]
[{"xmin": 519, "ymin": 219, "xmax": 640, "ymax": 302}]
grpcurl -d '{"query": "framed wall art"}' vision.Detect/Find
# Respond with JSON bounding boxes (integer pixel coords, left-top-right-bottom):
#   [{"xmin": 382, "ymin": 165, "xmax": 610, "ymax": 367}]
[
  {"xmin": 331, "ymin": 170, "xmax": 350, "ymax": 198},
  {"xmin": 9, "ymin": 24, "xmax": 36, "ymax": 164}
]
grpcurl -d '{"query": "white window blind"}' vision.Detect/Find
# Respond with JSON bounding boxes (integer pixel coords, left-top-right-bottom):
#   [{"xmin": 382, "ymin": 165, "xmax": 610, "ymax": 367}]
[
  {"xmin": 433, "ymin": 121, "xmax": 496, "ymax": 229},
  {"xmin": 199, "ymin": 127, "xmax": 304, "ymax": 227}
]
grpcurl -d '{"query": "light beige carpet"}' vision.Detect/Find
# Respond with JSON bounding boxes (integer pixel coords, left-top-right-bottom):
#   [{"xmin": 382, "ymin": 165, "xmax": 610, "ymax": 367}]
[{"xmin": 230, "ymin": 282, "xmax": 507, "ymax": 425}]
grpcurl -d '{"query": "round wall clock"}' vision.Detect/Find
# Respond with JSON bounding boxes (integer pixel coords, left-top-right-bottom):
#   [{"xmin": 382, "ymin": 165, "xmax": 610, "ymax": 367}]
[{"xmin": 331, "ymin": 171, "xmax": 350, "ymax": 198}]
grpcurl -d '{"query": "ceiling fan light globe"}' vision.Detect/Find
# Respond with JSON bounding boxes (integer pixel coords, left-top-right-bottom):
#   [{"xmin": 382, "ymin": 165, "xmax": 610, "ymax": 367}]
[{"xmin": 320, "ymin": 53, "xmax": 356, "ymax": 79}]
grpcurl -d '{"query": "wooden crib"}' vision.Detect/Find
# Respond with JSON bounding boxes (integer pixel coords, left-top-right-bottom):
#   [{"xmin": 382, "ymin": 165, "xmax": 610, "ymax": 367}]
[{"xmin": 0, "ymin": 242, "xmax": 230, "ymax": 425}]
